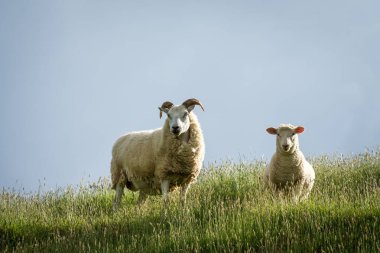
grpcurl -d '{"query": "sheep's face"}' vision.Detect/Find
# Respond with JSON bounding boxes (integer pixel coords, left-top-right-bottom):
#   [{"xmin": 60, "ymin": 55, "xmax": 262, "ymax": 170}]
[
  {"xmin": 161, "ymin": 105, "xmax": 194, "ymax": 136},
  {"xmin": 166, "ymin": 105, "xmax": 191, "ymax": 136},
  {"xmin": 159, "ymin": 99, "xmax": 204, "ymax": 136},
  {"xmin": 267, "ymin": 125, "xmax": 304, "ymax": 153}
]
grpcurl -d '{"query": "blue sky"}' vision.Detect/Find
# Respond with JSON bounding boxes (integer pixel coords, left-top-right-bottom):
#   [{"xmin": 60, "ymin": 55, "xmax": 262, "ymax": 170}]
[{"xmin": 1, "ymin": 0, "xmax": 379, "ymax": 192}]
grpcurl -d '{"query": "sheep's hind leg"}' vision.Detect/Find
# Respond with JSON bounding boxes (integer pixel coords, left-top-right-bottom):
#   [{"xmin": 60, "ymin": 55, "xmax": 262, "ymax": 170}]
[
  {"xmin": 113, "ymin": 183, "xmax": 124, "ymax": 211},
  {"xmin": 137, "ymin": 192, "xmax": 147, "ymax": 206}
]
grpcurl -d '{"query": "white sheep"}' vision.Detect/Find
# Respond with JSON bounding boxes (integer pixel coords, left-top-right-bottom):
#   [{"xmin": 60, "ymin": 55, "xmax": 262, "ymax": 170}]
[
  {"xmin": 111, "ymin": 98, "xmax": 205, "ymax": 209},
  {"xmin": 264, "ymin": 124, "xmax": 315, "ymax": 201}
]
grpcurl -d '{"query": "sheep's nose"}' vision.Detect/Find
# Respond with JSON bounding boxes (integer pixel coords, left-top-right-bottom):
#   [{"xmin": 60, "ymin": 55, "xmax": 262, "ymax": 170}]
[
  {"xmin": 282, "ymin": 144, "xmax": 289, "ymax": 150},
  {"xmin": 172, "ymin": 126, "xmax": 179, "ymax": 132}
]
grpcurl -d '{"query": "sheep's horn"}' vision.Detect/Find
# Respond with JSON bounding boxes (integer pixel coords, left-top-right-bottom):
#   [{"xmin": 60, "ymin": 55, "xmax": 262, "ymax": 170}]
[
  {"xmin": 182, "ymin": 98, "xmax": 205, "ymax": 111},
  {"xmin": 159, "ymin": 101, "xmax": 174, "ymax": 118}
]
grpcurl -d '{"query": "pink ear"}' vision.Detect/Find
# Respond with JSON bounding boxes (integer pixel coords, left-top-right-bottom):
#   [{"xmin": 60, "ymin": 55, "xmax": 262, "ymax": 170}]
[
  {"xmin": 294, "ymin": 126, "xmax": 304, "ymax": 134},
  {"xmin": 266, "ymin": 127, "xmax": 277, "ymax": 135}
]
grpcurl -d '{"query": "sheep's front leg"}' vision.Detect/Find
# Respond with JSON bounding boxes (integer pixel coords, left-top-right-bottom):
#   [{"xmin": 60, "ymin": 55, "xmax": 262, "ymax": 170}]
[
  {"xmin": 180, "ymin": 183, "xmax": 190, "ymax": 205},
  {"xmin": 161, "ymin": 179, "xmax": 170, "ymax": 207},
  {"xmin": 113, "ymin": 183, "xmax": 124, "ymax": 211}
]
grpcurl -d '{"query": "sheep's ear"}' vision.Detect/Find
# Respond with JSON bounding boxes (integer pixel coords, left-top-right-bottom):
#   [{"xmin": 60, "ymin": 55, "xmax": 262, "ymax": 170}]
[
  {"xmin": 294, "ymin": 126, "xmax": 305, "ymax": 134},
  {"xmin": 158, "ymin": 101, "xmax": 174, "ymax": 119},
  {"xmin": 266, "ymin": 127, "xmax": 277, "ymax": 135},
  {"xmin": 158, "ymin": 107, "xmax": 170, "ymax": 119}
]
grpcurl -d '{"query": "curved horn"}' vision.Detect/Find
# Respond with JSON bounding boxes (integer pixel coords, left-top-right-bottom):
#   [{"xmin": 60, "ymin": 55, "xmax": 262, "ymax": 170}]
[
  {"xmin": 182, "ymin": 98, "xmax": 205, "ymax": 111},
  {"xmin": 159, "ymin": 101, "xmax": 174, "ymax": 118}
]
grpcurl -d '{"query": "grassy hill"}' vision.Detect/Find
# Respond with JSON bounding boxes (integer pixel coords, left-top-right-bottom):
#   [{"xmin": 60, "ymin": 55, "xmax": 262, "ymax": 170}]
[{"xmin": 1, "ymin": 150, "xmax": 380, "ymax": 252}]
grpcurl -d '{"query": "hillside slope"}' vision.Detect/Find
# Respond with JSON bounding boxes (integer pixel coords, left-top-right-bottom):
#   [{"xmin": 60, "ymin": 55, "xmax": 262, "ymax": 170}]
[{"xmin": 1, "ymin": 150, "xmax": 380, "ymax": 252}]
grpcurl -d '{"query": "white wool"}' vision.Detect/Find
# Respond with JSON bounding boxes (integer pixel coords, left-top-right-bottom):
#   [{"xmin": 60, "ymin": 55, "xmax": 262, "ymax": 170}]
[
  {"xmin": 110, "ymin": 99, "xmax": 205, "ymax": 209},
  {"xmin": 264, "ymin": 124, "xmax": 315, "ymax": 200}
]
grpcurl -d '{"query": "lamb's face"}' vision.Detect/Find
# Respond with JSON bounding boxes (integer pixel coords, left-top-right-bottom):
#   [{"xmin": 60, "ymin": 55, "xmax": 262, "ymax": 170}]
[
  {"xmin": 277, "ymin": 128, "xmax": 298, "ymax": 152},
  {"xmin": 267, "ymin": 125, "xmax": 305, "ymax": 153},
  {"xmin": 166, "ymin": 105, "xmax": 191, "ymax": 136}
]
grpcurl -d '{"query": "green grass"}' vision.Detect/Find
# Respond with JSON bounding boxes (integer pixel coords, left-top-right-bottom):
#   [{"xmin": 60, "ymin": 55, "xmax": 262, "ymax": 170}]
[{"xmin": 1, "ymin": 150, "xmax": 380, "ymax": 252}]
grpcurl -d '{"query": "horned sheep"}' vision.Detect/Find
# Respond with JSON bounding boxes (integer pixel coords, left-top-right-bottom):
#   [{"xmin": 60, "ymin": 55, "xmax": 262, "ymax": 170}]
[
  {"xmin": 264, "ymin": 124, "xmax": 315, "ymax": 201},
  {"xmin": 111, "ymin": 98, "xmax": 205, "ymax": 209}
]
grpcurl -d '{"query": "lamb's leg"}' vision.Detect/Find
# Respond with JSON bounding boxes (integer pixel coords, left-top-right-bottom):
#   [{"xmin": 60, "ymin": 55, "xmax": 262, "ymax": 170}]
[
  {"xmin": 299, "ymin": 190, "xmax": 310, "ymax": 201},
  {"xmin": 113, "ymin": 183, "xmax": 124, "ymax": 211},
  {"xmin": 161, "ymin": 179, "xmax": 170, "ymax": 208},
  {"xmin": 180, "ymin": 183, "xmax": 190, "ymax": 205},
  {"xmin": 263, "ymin": 167, "xmax": 270, "ymax": 186},
  {"xmin": 289, "ymin": 181, "xmax": 304, "ymax": 203},
  {"xmin": 298, "ymin": 179, "xmax": 312, "ymax": 202},
  {"xmin": 300, "ymin": 179, "xmax": 315, "ymax": 201}
]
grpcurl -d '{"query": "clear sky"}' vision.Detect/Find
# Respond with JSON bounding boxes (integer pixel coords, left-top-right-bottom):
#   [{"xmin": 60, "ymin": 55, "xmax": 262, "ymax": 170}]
[{"xmin": 1, "ymin": 0, "xmax": 379, "ymax": 192}]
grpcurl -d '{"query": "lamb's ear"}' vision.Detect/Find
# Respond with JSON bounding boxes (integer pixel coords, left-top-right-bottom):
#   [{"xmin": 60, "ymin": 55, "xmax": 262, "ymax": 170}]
[
  {"xmin": 266, "ymin": 127, "xmax": 277, "ymax": 135},
  {"xmin": 158, "ymin": 101, "xmax": 174, "ymax": 119},
  {"xmin": 294, "ymin": 126, "xmax": 305, "ymax": 134}
]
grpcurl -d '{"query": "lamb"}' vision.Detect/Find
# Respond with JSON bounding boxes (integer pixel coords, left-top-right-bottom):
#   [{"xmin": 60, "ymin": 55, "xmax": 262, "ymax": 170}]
[
  {"xmin": 264, "ymin": 124, "xmax": 315, "ymax": 201},
  {"xmin": 111, "ymin": 98, "xmax": 205, "ymax": 209}
]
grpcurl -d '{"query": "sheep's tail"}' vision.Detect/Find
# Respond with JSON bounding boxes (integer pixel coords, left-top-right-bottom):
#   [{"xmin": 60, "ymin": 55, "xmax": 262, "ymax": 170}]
[
  {"xmin": 110, "ymin": 158, "xmax": 118, "ymax": 189},
  {"xmin": 111, "ymin": 159, "xmax": 125, "ymax": 190}
]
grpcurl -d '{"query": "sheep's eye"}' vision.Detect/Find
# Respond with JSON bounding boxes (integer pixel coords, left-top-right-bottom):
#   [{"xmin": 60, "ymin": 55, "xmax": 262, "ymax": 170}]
[
  {"xmin": 277, "ymin": 134, "xmax": 280, "ymax": 137},
  {"xmin": 292, "ymin": 133, "xmax": 295, "ymax": 136},
  {"xmin": 168, "ymin": 114, "xmax": 172, "ymax": 119},
  {"xmin": 183, "ymin": 113, "xmax": 188, "ymax": 118}
]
